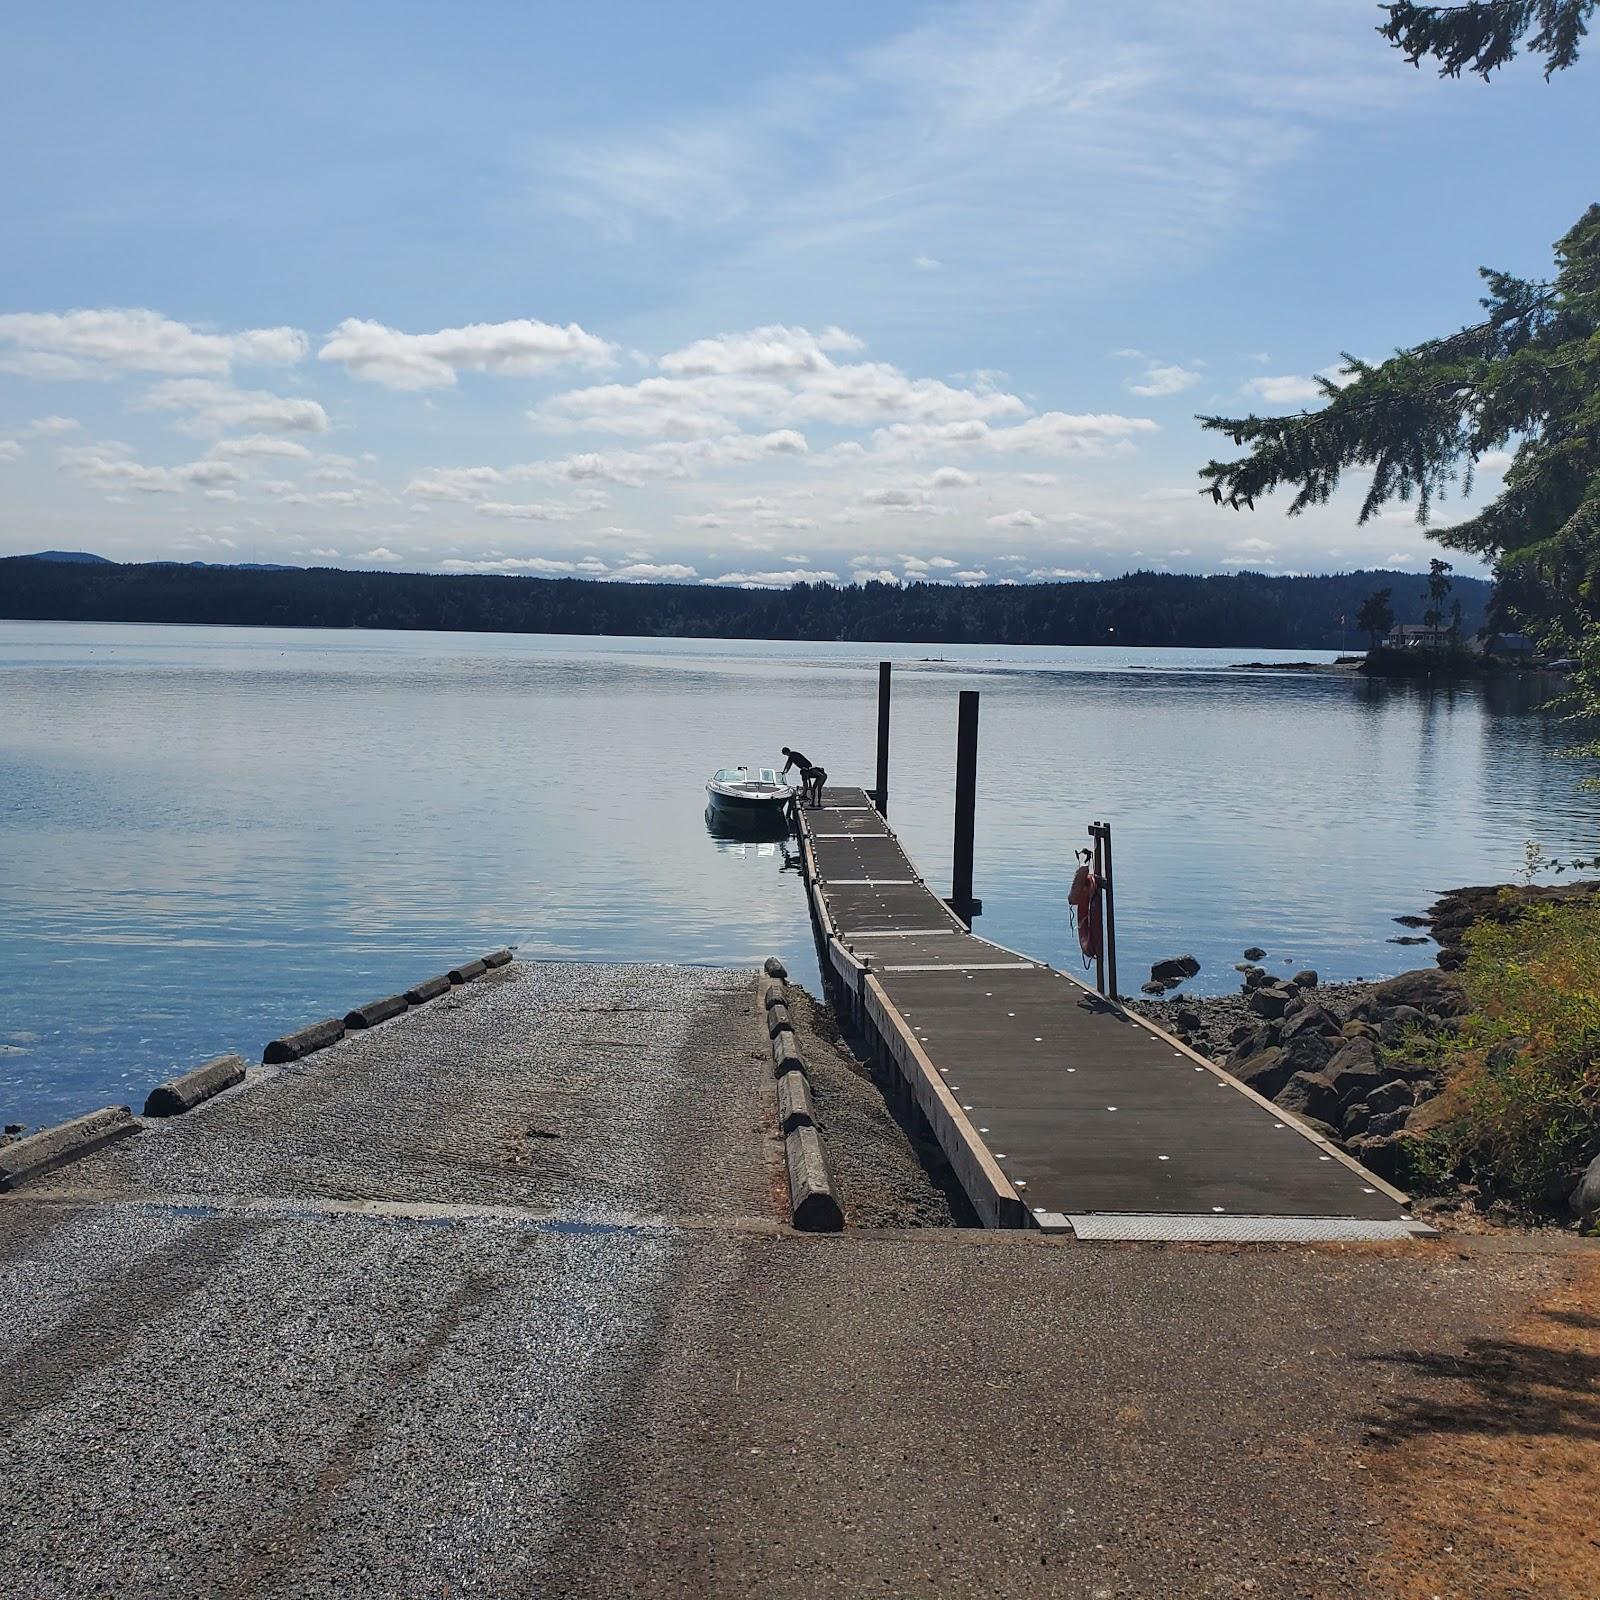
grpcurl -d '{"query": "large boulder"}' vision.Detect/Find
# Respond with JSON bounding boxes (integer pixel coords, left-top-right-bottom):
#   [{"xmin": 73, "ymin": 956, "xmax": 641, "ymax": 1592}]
[
  {"xmin": 1280, "ymin": 1003, "xmax": 1342, "ymax": 1044},
  {"xmin": 1364, "ymin": 1108, "xmax": 1410, "ymax": 1138},
  {"xmin": 1233, "ymin": 1047, "xmax": 1294, "ymax": 1101},
  {"xmin": 1292, "ymin": 969, "xmax": 1319, "ymax": 988},
  {"xmin": 1347, "ymin": 1132, "xmax": 1408, "ymax": 1182},
  {"xmin": 1226, "ymin": 1024, "xmax": 1280, "ymax": 1069},
  {"xmin": 1569, "ymin": 1154, "xmax": 1600, "ymax": 1226},
  {"xmin": 1373, "ymin": 968, "xmax": 1470, "ymax": 1019},
  {"xmin": 1281, "ymin": 1031, "xmax": 1337, "ymax": 1077},
  {"xmin": 1248, "ymin": 982, "xmax": 1298, "ymax": 1020},
  {"xmin": 1241, "ymin": 966, "xmax": 1269, "ymax": 990},
  {"xmin": 1378, "ymin": 1003, "xmax": 1429, "ymax": 1043},
  {"xmin": 1243, "ymin": 947, "xmax": 1266, "ymax": 961},
  {"xmin": 1366, "ymin": 1079, "xmax": 1416, "ymax": 1117},
  {"xmin": 1151, "ymin": 954, "xmax": 1200, "ymax": 984},
  {"xmin": 1322, "ymin": 1038, "xmax": 1388, "ymax": 1108},
  {"xmin": 1274, "ymin": 1071, "xmax": 1342, "ymax": 1126}
]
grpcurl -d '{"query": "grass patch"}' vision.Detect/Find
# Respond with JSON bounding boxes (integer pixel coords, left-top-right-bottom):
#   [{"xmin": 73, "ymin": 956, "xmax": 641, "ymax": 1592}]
[{"xmin": 1416, "ymin": 898, "xmax": 1600, "ymax": 1210}]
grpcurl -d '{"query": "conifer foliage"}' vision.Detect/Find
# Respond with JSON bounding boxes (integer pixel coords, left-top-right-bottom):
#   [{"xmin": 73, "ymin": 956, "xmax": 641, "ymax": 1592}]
[
  {"xmin": 1379, "ymin": 1, "xmax": 1594, "ymax": 78},
  {"xmin": 1199, "ymin": 209, "xmax": 1600, "ymax": 638}
]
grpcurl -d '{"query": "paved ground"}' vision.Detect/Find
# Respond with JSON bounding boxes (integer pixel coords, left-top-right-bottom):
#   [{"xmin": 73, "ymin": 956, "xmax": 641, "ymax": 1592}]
[{"xmin": 0, "ymin": 960, "xmax": 1592, "ymax": 1598}]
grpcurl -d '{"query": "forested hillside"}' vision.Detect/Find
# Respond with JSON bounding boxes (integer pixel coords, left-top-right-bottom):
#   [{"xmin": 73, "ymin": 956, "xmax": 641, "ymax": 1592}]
[{"xmin": 0, "ymin": 557, "xmax": 1490, "ymax": 648}]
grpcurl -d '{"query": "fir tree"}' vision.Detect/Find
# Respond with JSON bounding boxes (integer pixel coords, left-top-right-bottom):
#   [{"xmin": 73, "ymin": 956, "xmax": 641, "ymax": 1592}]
[
  {"xmin": 1379, "ymin": 1, "xmax": 1594, "ymax": 78},
  {"xmin": 1356, "ymin": 586, "xmax": 1396, "ymax": 649},
  {"xmin": 1202, "ymin": 8, "xmax": 1599, "ymax": 770}
]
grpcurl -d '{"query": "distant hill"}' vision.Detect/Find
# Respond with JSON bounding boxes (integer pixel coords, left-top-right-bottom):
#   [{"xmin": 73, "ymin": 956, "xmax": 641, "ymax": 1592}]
[
  {"xmin": 0, "ymin": 554, "xmax": 1493, "ymax": 650},
  {"xmin": 147, "ymin": 560, "xmax": 303, "ymax": 571},
  {"xmin": 21, "ymin": 550, "xmax": 114, "ymax": 564}
]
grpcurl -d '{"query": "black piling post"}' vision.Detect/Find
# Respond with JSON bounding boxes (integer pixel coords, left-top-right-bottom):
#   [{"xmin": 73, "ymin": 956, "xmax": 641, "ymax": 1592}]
[
  {"xmin": 875, "ymin": 660, "xmax": 892, "ymax": 818},
  {"xmin": 951, "ymin": 690, "xmax": 979, "ymax": 920},
  {"xmin": 1091, "ymin": 823, "xmax": 1107, "ymax": 997},
  {"xmin": 1102, "ymin": 820, "xmax": 1119, "ymax": 1002}
]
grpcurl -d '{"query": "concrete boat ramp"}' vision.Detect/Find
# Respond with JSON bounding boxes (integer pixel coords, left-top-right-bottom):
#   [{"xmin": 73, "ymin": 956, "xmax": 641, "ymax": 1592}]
[
  {"xmin": 0, "ymin": 956, "xmax": 1578, "ymax": 1598},
  {"xmin": 800, "ymin": 787, "xmax": 1425, "ymax": 1242}
]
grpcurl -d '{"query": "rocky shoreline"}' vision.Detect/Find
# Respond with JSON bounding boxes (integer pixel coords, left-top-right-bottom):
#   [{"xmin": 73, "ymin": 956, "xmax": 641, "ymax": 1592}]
[
  {"xmin": 1128, "ymin": 964, "xmax": 1465, "ymax": 1193},
  {"xmin": 1127, "ymin": 877, "xmax": 1600, "ymax": 1224}
]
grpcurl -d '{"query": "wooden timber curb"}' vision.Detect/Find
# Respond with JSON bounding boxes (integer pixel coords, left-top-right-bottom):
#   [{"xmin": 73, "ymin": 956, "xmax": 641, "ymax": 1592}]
[
  {"xmin": 1, "ymin": 950, "xmax": 523, "ymax": 1193},
  {"xmin": 762, "ymin": 959, "xmax": 843, "ymax": 1233},
  {"xmin": 0, "ymin": 1106, "xmax": 140, "ymax": 1192},
  {"xmin": 144, "ymin": 1053, "xmax": 247, "ymax": 1118},
  {"xmin": 261, "ymin": 948, "xmax": 515, "ymax": 1067}
]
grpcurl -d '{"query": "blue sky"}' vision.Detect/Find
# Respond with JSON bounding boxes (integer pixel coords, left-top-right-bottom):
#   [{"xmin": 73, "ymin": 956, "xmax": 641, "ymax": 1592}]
[{"xmin": 1, "ymin": 0, "xmax": 1594, "ymax": 586}]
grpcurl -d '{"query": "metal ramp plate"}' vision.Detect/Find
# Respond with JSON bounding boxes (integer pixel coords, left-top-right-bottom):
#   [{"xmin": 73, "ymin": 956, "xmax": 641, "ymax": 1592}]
[{"xmin": 1057, "ymin": 1213, "xmax": 1435, "ymax": 1243}]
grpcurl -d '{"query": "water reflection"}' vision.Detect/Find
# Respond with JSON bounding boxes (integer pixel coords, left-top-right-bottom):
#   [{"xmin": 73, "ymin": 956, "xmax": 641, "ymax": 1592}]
[
  {"xmin": 703, "ymin": 803, "xmax": 796, "ymax": 845},
  {"xmin": 1, "ymin": 622, "xmax": 1596, "ymax": 1126}
]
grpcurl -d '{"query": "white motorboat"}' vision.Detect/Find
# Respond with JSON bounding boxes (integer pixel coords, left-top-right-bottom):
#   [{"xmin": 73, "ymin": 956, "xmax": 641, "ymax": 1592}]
[{"xmin": 705, "ymin": 765, "xmax": 796, "ymax": 827}]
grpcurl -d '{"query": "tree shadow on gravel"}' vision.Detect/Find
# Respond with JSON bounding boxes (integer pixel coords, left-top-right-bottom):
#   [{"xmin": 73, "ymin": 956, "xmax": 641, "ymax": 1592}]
[{"xmin": 1355, "ymin": 1312, "xmax": 1600, "ymax": 1447}]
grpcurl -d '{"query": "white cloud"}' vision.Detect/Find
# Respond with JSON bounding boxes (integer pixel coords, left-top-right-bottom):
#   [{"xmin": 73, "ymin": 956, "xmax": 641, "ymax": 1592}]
[
  {"xmin": 536, "ymin": 4, "xmax": 1402, "ymax": 315},
  {"xmin": 476, "ymin": 499, "xmax": 578, "ymax": 522},
  {"xmin": 607, "ymin": 561, "xmax": 698, "ymax": 581},
  {"xmin": 926, "ymin": 466, "xmax": 977, "ymax": 489},
  {"xmin": 913, "ymin": 255, "xmax": 941, "ymax": 271},
  {"xmin": 1127, "ymin": 360, "xmax": 1202, "ymax": 398},
  {"xmin": 1241, "ymin": 374, "xmax": 1324, "ymax": 405},
  {"xmin": 56, "ymin": 440, "xmax": 262, "ymax": 496},
  {"xmin": 1027, "ymin": 567, "xmax": 1101, "ymax": 580},
  {"xmin": 355, "ymin": 547, "xmax": 403, "ymax": 562},
  {"xmin": 659, "ymin": 324, "xmax": 862, "ymax": 378},
  {"xmin": 139, "ymin": 379, "xmax": 329, "ymax": 435},
  {"xmin": 862, "ymin": 485, "xmax": 928, "ymax": 510},
  {"xmin": 537, "ymin": 327, "xmax": 1027, "ymax": 440},
  {"xmin": 27, "ymin": 415, "xmax": 80, "ymax": 434},
  {"xmin": 867, "ymin": 411, "xmax": 1156, "ymax": 462},
  {"xmin": 318, "ymin": 317, "xmax": 617, "ymax": 390},
  {"xmin": 986, "ymin": 508, "xmax": 1044, "ymax": 529},
  {"xmin": 1476, "ymin": 449, "xmax": 1514, "ymax": 477},
  {"xmin": 928, "ymin": 556, "xmax": 959, "ymax": 568},
  {"xmin": 705, "ymin": 568, "xmax": 839, "ymax": 586},
  {"xmin": 209, "ymin": 435, "xmax": 314, "ymax": 461},
  {"xmin": 853, "ymin": 569, "xmax": 900, "ymax": 585},
  {"xmin": 0, "ymin": 309, "xmax": 305, "ymax": 378},
  {"xmin": 1231, "ymin": 536, "xmax": 1275, "ymax": 553},
  {"xmin": 953, "ymin": 569, "xmax": 988, "ymax": 581},
  {"xmin": 309, "ymin": 547, "xmax": 340, "ymax": 560},
  {"xmin": 439, "ymin": 556, "xmax": 579, "ymax": 574},
  {"xmin": 0, "ymin": 439, "xmax": 22, "ymax": 460}
]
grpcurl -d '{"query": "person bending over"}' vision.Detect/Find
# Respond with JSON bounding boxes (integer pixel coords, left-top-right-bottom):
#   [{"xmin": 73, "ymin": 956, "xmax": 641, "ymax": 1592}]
[{"xmin": 781, "ymin": 746, "xmax": 827, "ymax": 808}]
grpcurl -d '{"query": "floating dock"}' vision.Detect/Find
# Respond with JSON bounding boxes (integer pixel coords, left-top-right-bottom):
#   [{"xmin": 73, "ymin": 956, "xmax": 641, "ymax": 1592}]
[{"xmin": 797, "ymin": 787, "xmax": 1428, "ymax": 1242}]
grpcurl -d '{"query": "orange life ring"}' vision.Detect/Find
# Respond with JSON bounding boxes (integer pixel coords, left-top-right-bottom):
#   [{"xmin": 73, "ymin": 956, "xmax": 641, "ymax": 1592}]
[{"xmin": 1068, "ymin": 863, "xmax": 1101, "ymax": 965}]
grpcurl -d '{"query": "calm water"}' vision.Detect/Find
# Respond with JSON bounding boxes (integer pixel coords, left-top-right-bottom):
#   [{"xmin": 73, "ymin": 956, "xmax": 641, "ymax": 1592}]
[{"xmin": 3, "ymin": 621, "xmax": 1596, "ymax": 1127}]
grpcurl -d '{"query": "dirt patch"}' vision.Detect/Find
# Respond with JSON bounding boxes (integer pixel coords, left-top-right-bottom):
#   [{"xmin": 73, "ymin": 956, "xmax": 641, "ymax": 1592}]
[
  {"xmin": 1362, "ymin": 1247, "xmax": 1600, "ymax": 1599},
  {"xmin": 779, "ymin": 984, "xmax": 958, "ymax": 1228}
]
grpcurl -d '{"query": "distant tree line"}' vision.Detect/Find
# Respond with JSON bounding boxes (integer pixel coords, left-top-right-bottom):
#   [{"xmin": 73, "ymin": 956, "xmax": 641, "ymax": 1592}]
[{"xmin": 0, "ymin": 557, "xmax": 1491, "ymax": 649}]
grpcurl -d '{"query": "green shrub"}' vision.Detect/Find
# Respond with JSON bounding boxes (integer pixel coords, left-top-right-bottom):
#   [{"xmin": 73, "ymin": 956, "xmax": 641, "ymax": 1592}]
[{"xmin": 1422, "ymin": 898, "xmax": 1600, "ymax": 1207}]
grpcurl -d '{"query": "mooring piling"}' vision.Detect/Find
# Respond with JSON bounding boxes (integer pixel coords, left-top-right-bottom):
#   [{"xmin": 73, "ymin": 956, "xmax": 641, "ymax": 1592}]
[
  {"xmin": 874, "ymin": 659, "xmax": 892, "ymax": 818},
  {"xmin": 951, "ymin": 688, "xmax": 979, "ymax": 921},
  {"xmin": 1088, "ymin": 820, "xmax": 1120, "ymax": 1000}
]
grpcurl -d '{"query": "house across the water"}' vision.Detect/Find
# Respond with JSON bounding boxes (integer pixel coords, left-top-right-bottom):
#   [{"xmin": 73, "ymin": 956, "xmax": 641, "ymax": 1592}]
[{"xmin": 1385, "ymin": 622, "xmax": 1454, "ymax": 649}]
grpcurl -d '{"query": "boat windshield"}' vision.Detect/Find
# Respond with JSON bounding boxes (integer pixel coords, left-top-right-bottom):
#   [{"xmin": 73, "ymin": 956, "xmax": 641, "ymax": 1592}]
[{"xmin": 712, "ymin": 766, "xmax": 785, "ymax": 787}]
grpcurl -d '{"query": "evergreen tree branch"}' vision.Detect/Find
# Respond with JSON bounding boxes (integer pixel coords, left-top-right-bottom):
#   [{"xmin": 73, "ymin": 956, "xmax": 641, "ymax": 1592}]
[{"xmin": 1379, "ymin": 1, "xmax": 1594, "ymax": 78}]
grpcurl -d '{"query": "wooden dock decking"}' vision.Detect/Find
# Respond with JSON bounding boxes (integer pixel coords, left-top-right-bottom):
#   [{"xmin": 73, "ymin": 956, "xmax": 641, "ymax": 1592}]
[{"xmin": 797, "ymin": 787, "xmax": 1429, "ymax": 1241}]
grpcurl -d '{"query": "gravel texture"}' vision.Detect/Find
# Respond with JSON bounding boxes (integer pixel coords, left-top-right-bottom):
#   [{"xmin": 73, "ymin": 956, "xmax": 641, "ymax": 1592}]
[
  {"xmin": 780, "ymin": 984, "xmax": 958, "ymax": 1229},
  {"xmin": 34, "ymin": 961, "xmax": 777, "ymax": 1219},
  {"xmin": 2, "ymin": 957, "xmax": 1590, "ymax": 1598}
]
